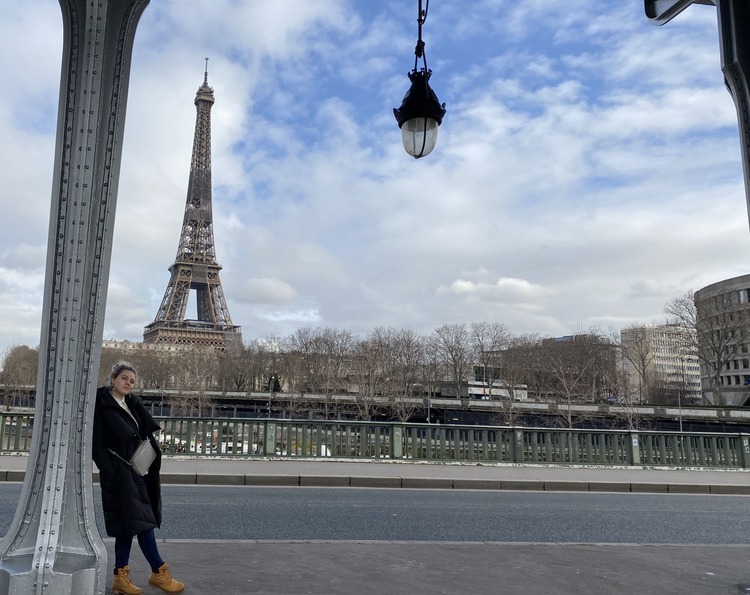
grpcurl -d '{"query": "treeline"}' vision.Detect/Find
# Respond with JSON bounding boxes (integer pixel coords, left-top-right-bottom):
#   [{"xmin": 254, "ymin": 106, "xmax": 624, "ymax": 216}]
[
  {"xmin": 4, "ymin": 289, "xmax": 734, "ymax": 420},
  {"xmin": 0, "ymin": 323, "xmax": 624, "ymax": 409}
]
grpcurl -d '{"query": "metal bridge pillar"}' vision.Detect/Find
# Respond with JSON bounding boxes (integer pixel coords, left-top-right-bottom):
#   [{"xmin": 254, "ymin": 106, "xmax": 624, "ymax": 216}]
[
  {"xmin": 716, "ymin": 0, "xmax": 750, "ymax": 229},
  {"xmin": 0, "ymin": 1, "xmax": 149, "ymax": 593},
  {"xmin": 647, "ymin": 1, "xmax": 750, "ymax": 228}
]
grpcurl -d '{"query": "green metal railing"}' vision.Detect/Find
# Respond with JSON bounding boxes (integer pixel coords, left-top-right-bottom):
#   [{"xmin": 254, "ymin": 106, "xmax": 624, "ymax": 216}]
[
  {"xmin": 2, "ymin": 413, "xmax": 749, "ymax": 468},
  {"xmin": 0, "ymin": 414, "xmax": 34, "ymax": 453}
]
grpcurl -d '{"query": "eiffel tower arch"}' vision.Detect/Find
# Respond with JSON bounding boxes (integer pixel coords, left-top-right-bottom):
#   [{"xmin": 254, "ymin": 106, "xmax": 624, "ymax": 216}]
[{"xmin": 144, "ymin": 66, "xmax": 243, "ymax": 351}]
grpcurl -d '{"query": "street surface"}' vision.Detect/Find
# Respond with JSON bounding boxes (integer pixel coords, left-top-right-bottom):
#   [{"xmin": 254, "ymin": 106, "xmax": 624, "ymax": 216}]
[
  {"xmin": 165, "ymin": 486, "xmax": 750, "ymax": 543},
  {"xmin": 2, "ymin": 485, "xmax": 750, "ymax": 544}
]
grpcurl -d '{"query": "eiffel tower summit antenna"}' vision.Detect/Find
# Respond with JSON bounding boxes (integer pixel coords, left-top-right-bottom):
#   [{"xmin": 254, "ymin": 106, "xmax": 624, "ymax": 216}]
[{"xmin": 144, "ymin": 65, "xmax": 243, "ymax": 351}]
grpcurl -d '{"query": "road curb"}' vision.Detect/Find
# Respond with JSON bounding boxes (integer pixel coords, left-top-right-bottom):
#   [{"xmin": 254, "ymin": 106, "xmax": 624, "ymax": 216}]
[{"xmin": 3, "ymin": 471, "xmax": 749, "ymax": 495}]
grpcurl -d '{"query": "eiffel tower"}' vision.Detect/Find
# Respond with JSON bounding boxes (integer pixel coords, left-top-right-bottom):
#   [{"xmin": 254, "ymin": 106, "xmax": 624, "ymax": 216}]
[{"xmin": 144, "ymin": 64, "xmax": 243, "ymax": 351}]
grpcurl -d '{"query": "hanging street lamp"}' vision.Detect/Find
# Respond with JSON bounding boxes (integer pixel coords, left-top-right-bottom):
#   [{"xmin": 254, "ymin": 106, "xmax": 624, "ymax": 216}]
[{"xmin": 394, "ymin": 0, "xmax": 446, "ymax": 159}]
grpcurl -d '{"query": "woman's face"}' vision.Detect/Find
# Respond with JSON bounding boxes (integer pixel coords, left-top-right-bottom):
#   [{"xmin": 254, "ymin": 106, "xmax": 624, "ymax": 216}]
[{"xmin": 111, "ymin": 369, "xmax": 136, "ymax": 398}]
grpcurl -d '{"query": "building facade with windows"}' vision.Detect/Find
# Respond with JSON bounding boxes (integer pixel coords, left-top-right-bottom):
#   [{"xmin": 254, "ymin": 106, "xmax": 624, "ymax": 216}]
[
  {"xmin": 695, "ymin": 274, "xmax": 750, "ymax": 406},
  {"xmin": 620, "ymin": 324, "xmax": 701, "ymax": 405}
]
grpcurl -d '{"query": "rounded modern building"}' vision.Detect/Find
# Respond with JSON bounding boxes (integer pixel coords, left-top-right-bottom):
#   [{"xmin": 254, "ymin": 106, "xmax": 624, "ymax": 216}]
[{"xmin": 694, "ymin": 274, "xmax": 750, "ymax": 406}]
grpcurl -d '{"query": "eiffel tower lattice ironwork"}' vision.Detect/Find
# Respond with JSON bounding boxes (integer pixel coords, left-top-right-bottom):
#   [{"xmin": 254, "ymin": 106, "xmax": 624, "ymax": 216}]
[{"xmin": 144, "ymin": 65, "xmax": 242, "ymax": 351}]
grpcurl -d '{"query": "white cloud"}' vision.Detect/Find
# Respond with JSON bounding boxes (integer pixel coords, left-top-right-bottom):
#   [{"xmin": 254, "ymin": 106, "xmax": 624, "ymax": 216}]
[
  {"xmin": 260, "ymin": 309, "xmax": 322, "ymax": 324},
  {"xmin": 236, "ymin": 278, "xmax": 297, "ymax": 304},
  {"xmin": 438, "ymin": 277, "xmax": 552, "ymax": 306}
]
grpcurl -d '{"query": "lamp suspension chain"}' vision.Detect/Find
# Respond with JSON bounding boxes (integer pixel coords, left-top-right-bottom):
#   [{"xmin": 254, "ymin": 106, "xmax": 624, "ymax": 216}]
[{"xmin": 414, "ymin": 0, "xmax": 429, "ymax": 73}]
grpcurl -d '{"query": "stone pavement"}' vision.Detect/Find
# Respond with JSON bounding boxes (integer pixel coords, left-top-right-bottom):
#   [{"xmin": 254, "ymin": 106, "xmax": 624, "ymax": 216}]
[
  {"xmin": 2, "ymin": 455, "xmax": 750, "ymax": 593},
  {"xmin": 158, "ymin": 457, "xmax": 750, "ymax": 494},
  {"xmin": 105, "ymin": 540, "xmax": 750, "ymax": 595}
]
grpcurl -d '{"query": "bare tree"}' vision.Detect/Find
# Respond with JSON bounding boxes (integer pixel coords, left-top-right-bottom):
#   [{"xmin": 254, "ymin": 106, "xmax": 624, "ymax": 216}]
[
  {"xmin": 587, "ymin": 328, "xmax": 621, "ymax": 401},
  {"xmin": 665, "ymin": 289, "xmax": 744, "ymax": 405},
  {"xmin": 430, "ymin": 323, "xmax": 473, "ymax": 400},
  {"xmin": 619, "ymin": 325, "xmax": 654, "ymax": 404},
  {"xmin": 216, "ymin": 346, "xmax": 252, "ymax": 392},
  {"xmin": 608, "ymin": 362, "xmax": 643, "ymax": 430},
  {"xmin": 318, "ymin": 327, "xmax": 355, "ymax": 419},
  {"xmin": 471, "ymin": 322, "xmax": 511, "ymax": 398},
  {"xmin": 129, "ymin": 348, "xmax": 174, "ymax": 391},
  {"xmin": 646, "ymin": 370, "xmax": 674, "ymax": 405},
  {"xmin": 278, "ymin": 391, "xmax": 311, "ymax": 420},
  {"xmin": 489, "ymin": 400, "xmax": 524, "ymax": 426},
  {"xmin": 387, "ymin": 329, "xmax": 424, "ymax": 421},
  {"xmin": 1, "ymin": 345, "xmax": 38, "ymax": 409},
  {"xmin": 98, "ymin": 347, "xmax": 128, "ymax": 386},
  {"xmin": 276, "ymin": 328, "xmax": 354, "ymax": 418},
  {"xmin": 540, "ymin": 332, "xmax": 617, "ymax": 428},
  {"xmin": 496, "ymin": 333, "xmax": 539, "ymax": 401},
  {"xmin": 497, "ymin": 334, "xmax": 557, "ymax": 401},
  {"xmin": 349, "ymin": 328, "xmax": 393, "ymax": 420},
  {"xmin": 544, "ymin": 339, "xmax": 595, "ymax": 428},
  {"xmin": 248, "ymin": 338, "xmax": 285, "ymax": 393},
  {"xmin": 170, "ymin": 347, "xmax": 219, "ymax": 416},
  {"xmin": 420, "ymin": 337, "xmax": 443, "ymax": 421},
  {"xmin": 318, "ymin": 328, "xmax": 354, "ymax": 392},
  {"xmin": 277, "ymin": 336, "xmax": 306, "ymax": 396},
  {"xmin": 286, "ymin": 327, "xmax": 328, "ymax": 394}
]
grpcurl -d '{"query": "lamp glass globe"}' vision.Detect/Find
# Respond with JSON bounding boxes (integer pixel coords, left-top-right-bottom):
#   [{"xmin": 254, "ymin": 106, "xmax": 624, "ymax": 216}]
[{"xmin": 401, "ymin": 116, "xmax": 439, "ymax": 158}]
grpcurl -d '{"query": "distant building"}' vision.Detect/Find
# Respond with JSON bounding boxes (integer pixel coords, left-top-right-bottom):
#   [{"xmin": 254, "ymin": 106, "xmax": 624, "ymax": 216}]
[
  {"xmin": 102, "ymin": 339, "xmax": 184, "ymax": 354},
  {"xmin": 487, "ymin": 334, "xmax": 618, "ymax": 403},
  {"xmin": 433, "ymin": 370, "xmax": 528, "ymax": 401},
  {"xmin": 620, "ymin": 325, "xmax": 701, "ymax": 404},
  {"xmin": 695, "ymin": 274, "xmax": 750, "ymax": 405}
]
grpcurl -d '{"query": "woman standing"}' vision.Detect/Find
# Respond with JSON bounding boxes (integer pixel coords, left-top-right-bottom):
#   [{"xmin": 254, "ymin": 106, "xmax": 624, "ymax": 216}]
[{"xmin": 92, "ymin": 361, "xmax": 184, "ymax": 594}]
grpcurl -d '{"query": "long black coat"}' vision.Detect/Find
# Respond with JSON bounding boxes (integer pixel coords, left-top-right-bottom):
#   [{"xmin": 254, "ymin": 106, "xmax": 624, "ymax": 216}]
[{"xmin": 92, "ymin": 386, "xmax": 162, "ymax": 537}]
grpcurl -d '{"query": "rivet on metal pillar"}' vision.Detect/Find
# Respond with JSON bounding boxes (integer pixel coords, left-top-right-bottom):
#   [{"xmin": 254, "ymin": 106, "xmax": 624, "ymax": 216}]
[{"xmin": 0, "ymin": 1, "xmax": 149, "ymax": 593}]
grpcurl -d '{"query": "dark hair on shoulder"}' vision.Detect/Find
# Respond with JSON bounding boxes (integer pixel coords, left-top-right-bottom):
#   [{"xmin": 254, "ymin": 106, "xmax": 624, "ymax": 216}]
[{"xmin": 109, "ymin": 361, "xmax": 137, "ymax": 386}]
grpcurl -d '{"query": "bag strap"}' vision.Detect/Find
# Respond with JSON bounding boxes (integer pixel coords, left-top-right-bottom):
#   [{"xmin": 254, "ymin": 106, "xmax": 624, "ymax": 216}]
[{"xmin": 108, "ymin": 448, "xmax": 133, "ymax": 468}]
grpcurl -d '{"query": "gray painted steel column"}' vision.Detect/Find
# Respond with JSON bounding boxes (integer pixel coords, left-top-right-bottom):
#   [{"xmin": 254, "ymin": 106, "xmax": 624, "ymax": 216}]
[
  {"xmin": 646, "ymin": 1, "xmax": 750, "ymax": 227},
  {"xmin": 0, "ymin": 1, "xmax": 149, "ymax": 593},
  {"xmin": 717, "ymin": 1, "xmax": 750, "ymax": 230}
]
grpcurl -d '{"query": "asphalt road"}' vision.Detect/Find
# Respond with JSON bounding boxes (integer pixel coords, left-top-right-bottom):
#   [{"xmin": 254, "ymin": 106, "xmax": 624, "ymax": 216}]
[{"xmin": 2, "ymin": 484, "xmax": 750, "ymax": 544}]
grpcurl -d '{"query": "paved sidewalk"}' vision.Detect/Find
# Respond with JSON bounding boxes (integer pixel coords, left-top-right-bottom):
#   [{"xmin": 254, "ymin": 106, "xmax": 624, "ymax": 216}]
[
  {"xmin": 103, "ymin": 540, "xmax": 750, "ymax": 595},
  {"xmin": 2, "ymin": 453, "xmax": 750, "ymax": 493},
  {"xmin": 157, "ymin": 457, "xmax": 750, "ymax": 494}
]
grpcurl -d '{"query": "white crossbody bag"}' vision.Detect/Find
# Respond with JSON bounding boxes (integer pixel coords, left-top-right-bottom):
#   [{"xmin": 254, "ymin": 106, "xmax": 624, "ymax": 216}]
[{"xmin": 109, "ymin": 439, "xmax": 157, "ymax": 476}]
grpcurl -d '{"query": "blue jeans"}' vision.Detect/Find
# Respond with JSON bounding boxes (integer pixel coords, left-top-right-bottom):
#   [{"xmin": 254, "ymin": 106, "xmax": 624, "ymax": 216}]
[{"xmin": 114, "ymin": 528, "xmax": 164, "ymax": 572}]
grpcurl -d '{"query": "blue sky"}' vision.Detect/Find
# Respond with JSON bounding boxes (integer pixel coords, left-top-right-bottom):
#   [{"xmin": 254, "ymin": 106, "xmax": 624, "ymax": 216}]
[{"xmin": 0, "ymin": 0, "xmax": 747, "ymax": 355}]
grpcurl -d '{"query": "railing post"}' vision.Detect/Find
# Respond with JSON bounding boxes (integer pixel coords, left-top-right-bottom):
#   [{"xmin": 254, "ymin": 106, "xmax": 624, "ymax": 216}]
[
  {"xmin": 629, "ymin": 432, "xmax": 641, "ymax": 466},
  {"xmin": 390, "ymin": 424, "xmax": 403, "ymax": 459},
  {"xmin": 512, "ymin": 429, "xmax": 524, "ymax": 464},
  {"xmin": 264, "ymin": 421, "xmax": 277, "ymax": 456},
  {"xmin": 359, "ymin": 427, "xmax": 367, "ymax": 457},
  {"xmin": 215, "ymin": 421, "xmax": 224, "ymax": 454},
  {"xmin": 740, "ymin": 434, "xmax": 750, "ymax": 469}
]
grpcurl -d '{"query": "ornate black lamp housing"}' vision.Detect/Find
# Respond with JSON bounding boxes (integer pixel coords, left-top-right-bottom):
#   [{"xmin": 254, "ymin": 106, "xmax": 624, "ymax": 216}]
[{"xmin": 394, "ymin": 0, "xmax": 446, "ymax": 159}]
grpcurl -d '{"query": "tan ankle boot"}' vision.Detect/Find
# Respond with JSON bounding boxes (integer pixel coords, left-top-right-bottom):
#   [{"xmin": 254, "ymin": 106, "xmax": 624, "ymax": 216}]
[
  {"xmin": 148, "ymin": 562, "xmax": 185, "ymax": 593},
  {"xmin": 112, "ymin": 565, "xmax": 143, "ymax": 595}
]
